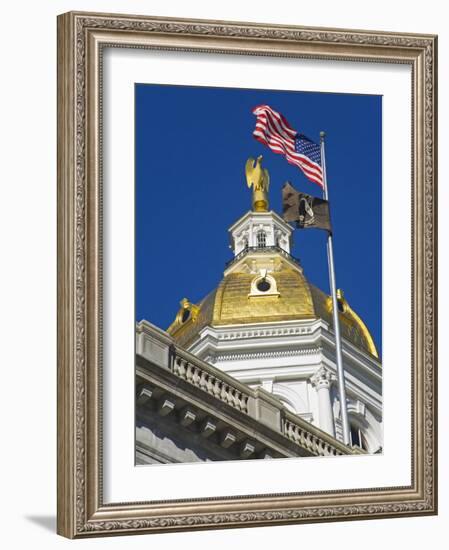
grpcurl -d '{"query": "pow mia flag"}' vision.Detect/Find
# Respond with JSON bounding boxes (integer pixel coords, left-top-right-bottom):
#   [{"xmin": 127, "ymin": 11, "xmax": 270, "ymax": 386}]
[{"xmin": 282, "ymin": 182, "xmax": 332, "ymax": 233}]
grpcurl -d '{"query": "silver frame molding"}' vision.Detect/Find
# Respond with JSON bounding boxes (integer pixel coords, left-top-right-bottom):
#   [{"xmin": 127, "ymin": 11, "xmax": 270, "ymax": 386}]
[{"xmin": 57, "ymin": 11, "xmax": 438, "ymax": 538}]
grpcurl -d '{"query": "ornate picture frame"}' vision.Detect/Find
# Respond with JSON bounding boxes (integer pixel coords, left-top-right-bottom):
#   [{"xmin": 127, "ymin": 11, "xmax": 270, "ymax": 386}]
[{"xmin": 57, "ymin": 11, "xmax": 437, "ymax": 538}]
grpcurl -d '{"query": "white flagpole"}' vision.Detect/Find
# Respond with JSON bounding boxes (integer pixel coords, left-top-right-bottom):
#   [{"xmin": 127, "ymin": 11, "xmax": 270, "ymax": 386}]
[{"xmin": 320, "ymin": 131, "xmax": 351, "ymax": 446}]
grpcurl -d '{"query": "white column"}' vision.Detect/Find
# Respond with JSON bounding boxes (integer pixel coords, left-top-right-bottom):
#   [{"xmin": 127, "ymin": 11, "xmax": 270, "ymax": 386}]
[{"xmin": 311, "ymin": 366, "xmax": 336, "ymax": 437}]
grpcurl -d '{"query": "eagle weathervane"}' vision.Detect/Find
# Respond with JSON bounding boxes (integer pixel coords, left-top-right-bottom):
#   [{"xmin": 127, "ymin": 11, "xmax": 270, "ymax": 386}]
[{"xmin": 245, "ymin": 155, "xmax": 270, "ymax": 212}]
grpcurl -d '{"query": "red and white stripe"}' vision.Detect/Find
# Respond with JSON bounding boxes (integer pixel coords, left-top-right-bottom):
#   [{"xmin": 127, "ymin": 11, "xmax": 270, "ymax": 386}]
[{"xmin": 252, "ymin": 105, "xmax": 323, "ymax": 187}]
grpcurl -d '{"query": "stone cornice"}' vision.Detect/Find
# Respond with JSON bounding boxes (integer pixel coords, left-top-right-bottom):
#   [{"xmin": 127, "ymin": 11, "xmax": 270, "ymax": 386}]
[{"xmin": 196, "ymin": 320, "xmax": 382, "ymax": 373}]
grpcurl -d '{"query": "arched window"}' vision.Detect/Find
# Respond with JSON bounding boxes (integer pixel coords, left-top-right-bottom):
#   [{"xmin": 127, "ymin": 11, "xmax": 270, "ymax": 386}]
[
  {"xmin": 256, "ymin": 230, "xmax": 266, "ymax": 248},
  {"xmin": 350, "ymin": 423, "xmax": 367, "ymax": 450}
]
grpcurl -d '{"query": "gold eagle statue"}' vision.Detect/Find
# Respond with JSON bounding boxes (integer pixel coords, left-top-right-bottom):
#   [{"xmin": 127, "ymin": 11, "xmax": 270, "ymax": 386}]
[{"xmin": 245, "ymin": 155, "xmax": 270, "ymax": 212}]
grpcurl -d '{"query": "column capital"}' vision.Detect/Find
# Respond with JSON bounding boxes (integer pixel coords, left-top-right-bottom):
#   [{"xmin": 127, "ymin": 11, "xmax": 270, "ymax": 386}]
[{"xmin": 310, "ymin": 366, "xmax": 336, "ymax": 390}]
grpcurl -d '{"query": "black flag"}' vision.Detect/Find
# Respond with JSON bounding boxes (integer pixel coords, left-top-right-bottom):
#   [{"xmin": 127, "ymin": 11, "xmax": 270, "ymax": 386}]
[{"xmin": 282, "ymin": 182, "xmax": 332, "ymax": 232}]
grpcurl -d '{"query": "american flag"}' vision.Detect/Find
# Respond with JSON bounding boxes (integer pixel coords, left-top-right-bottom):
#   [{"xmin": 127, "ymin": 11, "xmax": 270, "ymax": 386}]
[{"xmin": 252, "ymin": 104, "xmax": 323, "ymax": 188}]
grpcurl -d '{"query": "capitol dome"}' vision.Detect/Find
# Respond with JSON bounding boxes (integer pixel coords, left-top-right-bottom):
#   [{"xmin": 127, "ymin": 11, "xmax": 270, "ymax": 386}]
[{"xmin": 167, "ymin": 251, "xmax": 378, "ymax": 359}]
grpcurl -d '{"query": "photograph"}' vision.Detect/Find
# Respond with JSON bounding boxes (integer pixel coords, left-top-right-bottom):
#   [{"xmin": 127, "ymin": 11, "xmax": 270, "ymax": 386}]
[{"xmin": 135, "ymin": 84, "xmax": 383, "ymax": 464}]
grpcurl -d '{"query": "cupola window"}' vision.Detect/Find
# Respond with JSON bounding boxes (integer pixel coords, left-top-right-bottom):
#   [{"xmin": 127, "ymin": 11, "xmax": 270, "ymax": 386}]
[
  {"xmin": 350, "ymin": 423, "xmax": 367, "ymax": 450},
  {"xmin": 256, "ymin": 230, "xmax": 267, "ymax": 248}
]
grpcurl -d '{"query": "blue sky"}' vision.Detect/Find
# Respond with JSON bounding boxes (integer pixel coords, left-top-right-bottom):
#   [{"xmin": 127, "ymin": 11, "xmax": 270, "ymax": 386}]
[{"xmin": 135, "ymin": 84, "xmax": 382, "ymax": 354}]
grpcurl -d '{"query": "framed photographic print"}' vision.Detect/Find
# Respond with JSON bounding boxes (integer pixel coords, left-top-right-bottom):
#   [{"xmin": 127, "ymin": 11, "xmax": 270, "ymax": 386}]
[{"xmin": 57, "ymin": 11, "xmax": 437, "ymax": 538}]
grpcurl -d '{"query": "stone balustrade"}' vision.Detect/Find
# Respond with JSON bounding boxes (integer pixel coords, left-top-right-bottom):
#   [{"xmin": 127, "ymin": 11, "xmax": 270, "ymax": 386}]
[
  {"xmin": 170, "ymin": 351, "xmax": 250, "ymax": 414},
  {"xmin": 282, "ymin": 415, "xmax": 355, "ymax": 457},
  {"xmin": 136, "ymin": 320, "xmax": 361, "ymax": 459}
]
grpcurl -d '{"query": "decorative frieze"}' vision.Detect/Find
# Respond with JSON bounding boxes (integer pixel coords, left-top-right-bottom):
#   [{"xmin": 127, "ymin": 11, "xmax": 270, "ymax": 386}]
[
  {"xmin": 215, "ymin": 326, "xmax": 314, "ymax": 340},
  {"xmin": 215, "ymin": 347, "xmax": 320, "ymax": 362}
]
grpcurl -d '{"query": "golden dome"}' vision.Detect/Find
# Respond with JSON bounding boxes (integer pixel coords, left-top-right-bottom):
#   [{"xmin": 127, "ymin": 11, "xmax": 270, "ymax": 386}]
[{"xmin": 167, "ymin": 265, "xmax": 378, "ymax": 358}]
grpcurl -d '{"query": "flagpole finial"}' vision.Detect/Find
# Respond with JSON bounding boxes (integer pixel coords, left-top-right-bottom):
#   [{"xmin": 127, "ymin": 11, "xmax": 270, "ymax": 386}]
[{"xmin": 320, "ymin": 131, "xmax": 326, "ymax": 142}]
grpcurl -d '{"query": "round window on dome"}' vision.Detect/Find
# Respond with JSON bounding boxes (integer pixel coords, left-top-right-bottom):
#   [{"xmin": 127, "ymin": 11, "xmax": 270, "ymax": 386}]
[{"xmin": 256, "ymin": 278, "xmax": 271, "ymax": 292}]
